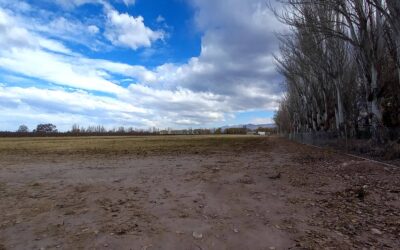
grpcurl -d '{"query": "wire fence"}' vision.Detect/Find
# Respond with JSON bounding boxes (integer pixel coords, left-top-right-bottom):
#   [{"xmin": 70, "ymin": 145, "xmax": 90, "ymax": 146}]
[{"xmin": 284, "ymin": 130, "xmax": 400, "ymax": 164}]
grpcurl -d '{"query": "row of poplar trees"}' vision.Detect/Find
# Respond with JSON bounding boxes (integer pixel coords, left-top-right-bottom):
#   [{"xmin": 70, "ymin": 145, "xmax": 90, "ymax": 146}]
[{"xmin": 273, "ymin": 0, "xmax": 400, "ymax": 141}]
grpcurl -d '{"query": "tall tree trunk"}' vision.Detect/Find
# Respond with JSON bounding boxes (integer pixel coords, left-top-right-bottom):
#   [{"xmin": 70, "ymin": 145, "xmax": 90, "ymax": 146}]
[
  {"xmin": 385, "ymin": 0, "xmax": 400, "ymax": 86},
  {"xmin": 336, "ymin": 84, "xmax": 344, "ymax": 126},
  {"xmin": 370, "ymin": 64, "xmax": 382, "ymax": 120},
  {"xmin": 396, "ymin": 34, "xmax": 400, "ymax": 87},
  {"xmin": 322, "ymin": 90, "xmax": 329, "ymax": 130},
  {"xmin": 312, "ymin": 111, "xmax": 317, "ymax": 131},
  {"xmin": 335, "ymin": 108, "xmax": 339, "ymax": 131}
]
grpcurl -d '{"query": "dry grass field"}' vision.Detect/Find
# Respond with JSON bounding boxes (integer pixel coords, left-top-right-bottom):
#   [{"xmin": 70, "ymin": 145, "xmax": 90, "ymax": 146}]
[
  {"xmin": 0, "ymin": 136, "xmax": 263, "ymax": 158},
  {"xmin": 0, "ymin": 135, "xmax": 399, "ymax": 249}
]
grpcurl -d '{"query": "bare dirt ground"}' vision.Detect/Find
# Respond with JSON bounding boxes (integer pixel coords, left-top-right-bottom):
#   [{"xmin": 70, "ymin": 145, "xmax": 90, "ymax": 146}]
[{"xmin": 0, "ymin": 136, "xmax": 399, "ymax": 250}]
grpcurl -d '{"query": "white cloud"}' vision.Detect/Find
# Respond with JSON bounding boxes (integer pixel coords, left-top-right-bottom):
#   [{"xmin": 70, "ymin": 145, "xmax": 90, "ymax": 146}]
[
  {"xmin": 30, "ymin": 2, "xmax": 159, "ymax": 51},
  {"xmin": 77, "ymin": 57, "xmax": 157, "ymax": 83},
  {"xmin": 0, "ymin": 0, "xmax": 32, "ymax": 13},
  {"xmin": 88, "ymin": 25, "xmax": 100, "ymax": 34},
  {"xmin": 121, "ymin": 84, "xmax": 230, "ymax": 127},
  {"xmin": 156, "ymin": 15, "xmax": 165, "ymax": 23},
  {"xmin": 52, "ymin": 0, "xmax": 101, "ymax": 9},
  {"xmin": 128, "ymin": 0, "xmax": 286, "ymax": 112},
  {"xmin": 0, "ymin": 83, "xmax": 233, "ymax": 130},
  {"xmin": 0, "ymin": 85, "xmax": 151, "ymax": 130},
  {"xmin": 0, "ymin": 48, "xmax": 125, "ymax": 94},
  {"xmin": 52, "ymin": 0, "xmax": 136, "ymax": 9},
  {"xmin": 0, "ymin": 86, "xmax": 146, "ymax": 114},
  {"xmin": 0, "ymin": 5, "xmax": 106, "ymax": 52},
  {"xmin": 104, "ymin": 9, "xmax": 164, "ymax": 50},
  {"xmin": 0, "ymin": 7, "xmax": 157, "ymax": 94},
  {"xmin": 251, "ymin": 117, "xmax": 274, "ymax": 124},
  {"xmin": 120, "ymin": 0, "xmax": 135, "ymax": 6},
  {"xmin": 32, "ymin": 15, "xmax": 108, "ymax": 51}
]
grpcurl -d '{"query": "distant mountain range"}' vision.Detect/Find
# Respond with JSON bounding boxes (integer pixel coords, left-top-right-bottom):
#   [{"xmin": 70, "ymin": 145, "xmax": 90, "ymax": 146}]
[{"xmin": 220, "ymin": 123, "xmax": 276, "ymax": 131}]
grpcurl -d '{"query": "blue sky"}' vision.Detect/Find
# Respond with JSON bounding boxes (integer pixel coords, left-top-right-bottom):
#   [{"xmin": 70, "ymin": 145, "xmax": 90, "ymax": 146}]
[{"xmin": 0, "ymin": 0, "xmax": 284, "ymax": 131}]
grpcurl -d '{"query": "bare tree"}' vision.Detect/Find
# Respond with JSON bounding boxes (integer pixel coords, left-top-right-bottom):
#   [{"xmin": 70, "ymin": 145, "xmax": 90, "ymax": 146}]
[
  {"xmin": 273, "ymin": 0, "xmax": 399, "ymax": 141},
  {"xmin": 35, "ymin": 124, "xmax": 57, "ymax": 133},
  {"xmin": 17, "ymin": 125, "xmax": 29, "ymax": 133}
]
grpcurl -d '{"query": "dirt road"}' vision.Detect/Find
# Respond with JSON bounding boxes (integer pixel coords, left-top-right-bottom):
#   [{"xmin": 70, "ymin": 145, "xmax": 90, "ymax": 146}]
[{"xmin": 0, "ymin": 136, "xmax": 399, "ymax": 249}]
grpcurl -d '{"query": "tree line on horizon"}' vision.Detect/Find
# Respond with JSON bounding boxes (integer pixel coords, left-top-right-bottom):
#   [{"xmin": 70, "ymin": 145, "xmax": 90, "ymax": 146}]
[
  {"xmin": 2, "ymin": 124, "xmax": 276, "ymax": 136},
  {"xmin": 273, "ymin": 0, "xmax": 400, "ymax": 142}
]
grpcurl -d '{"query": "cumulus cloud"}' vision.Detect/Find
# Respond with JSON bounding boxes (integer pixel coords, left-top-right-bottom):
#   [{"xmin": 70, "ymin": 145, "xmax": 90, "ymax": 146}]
[
  {"xmin": 104, "ymin": 9, "xmax": 164, "ymax": 50},
  {"xmin": 125, "ymin": 85, "xmax": 229, "ymax": 125},
  {"xmin": 8, "ymin": 0, "xmax": 158, "ymax": 52},
  {"xmin": 138, "ymin": 0, "xmax": 285, "ymax": 111}
]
